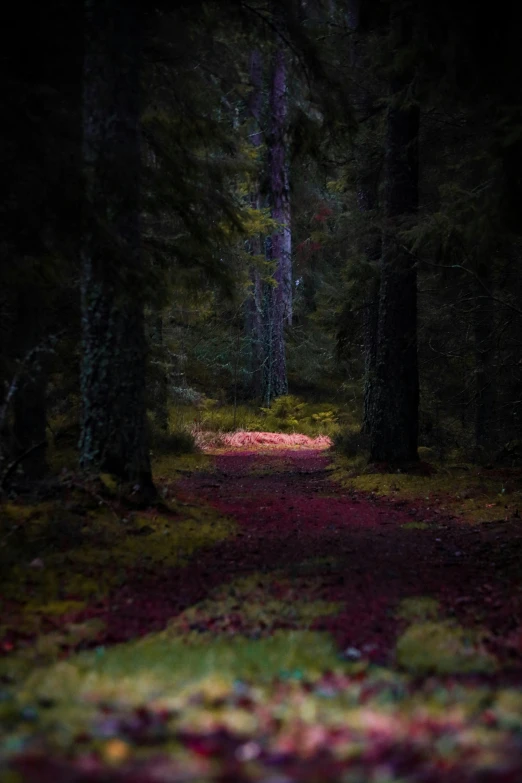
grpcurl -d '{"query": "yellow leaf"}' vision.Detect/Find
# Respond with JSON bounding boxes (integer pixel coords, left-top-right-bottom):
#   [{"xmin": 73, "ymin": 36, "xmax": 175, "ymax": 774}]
[{"xmin": 102, "ymin": 739, "xmax": 130, "ymax": 765}]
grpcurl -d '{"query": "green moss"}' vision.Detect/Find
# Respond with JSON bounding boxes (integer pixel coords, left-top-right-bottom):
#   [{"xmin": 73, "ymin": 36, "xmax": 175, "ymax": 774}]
[
  {"xmin": 330, "ymin": 455, "xmax": 522, "ymax": 522},
  {"xmin": 6, "ymin": 630, "xmax": 347, "ymax": 739},
  {"xmin": 401, "ymin": 521, "xmax": 430, "ymax": 530},
  {"xmin": 152, "ymin": 451, "xmax": 213, "ymax": 481},
  {"xmin": 1, "ymin": 501, "xmax": 55, "ymax": 523},
  {"xmin": 167, "ymin": 572, "xmax": 342, "ymax": 637},
  {"xmin": 397, "ymin": 597, "xmax": 441, "ymax": 622},
  {"xmin": 188, "ymin": 396, "xmax": 355, "ymax": 438},
  {"xmin": 0, "ymin": 493, "xmax": 235, "ymax": 625},
  {"xmin": 396, "ymin": 620, "xmax": 497, "ymax": 674},
  {"xmin": 23, "ymin": 600, "xmax": 86, "ymax": 616},
  {"xmin": 58, "ymin": 508, "xmax": 236, "ymax": 576}
]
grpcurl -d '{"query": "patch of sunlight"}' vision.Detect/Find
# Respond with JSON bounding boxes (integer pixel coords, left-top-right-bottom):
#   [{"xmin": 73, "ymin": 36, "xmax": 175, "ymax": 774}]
[{"xmin": 396, "ymin": 620, "xmax": 497, "ymax": 674}]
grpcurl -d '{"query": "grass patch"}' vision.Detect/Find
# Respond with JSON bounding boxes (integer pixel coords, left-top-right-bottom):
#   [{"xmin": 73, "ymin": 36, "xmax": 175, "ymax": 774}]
[
  {"xmin": 395, "ymin": 596, "xmax": 497, "ymax": 675},
  {"xmin": 396, "ymin": 620, "xmax": 497, "ymax": 675},
  {"xmin": 166, "ymin": 572, "xmax": 343, "ymax": 638},
  {"xmin": 189, "ymin": 395, "xmax": 356, "ymax": 439},
  {"xmin": 0, "ymin": 490, "xmax": 236, "ymax": 634},
  {"xmin": 0, "ymin": 630, "xmax": 349, "ymax": 745},
  {"xmin": 397, "ymin": 597, "xmax": 441, "ymax": 623},
  {"xmin": 330, "ymin": 454, "xmax": 522, "ymax": 522}
]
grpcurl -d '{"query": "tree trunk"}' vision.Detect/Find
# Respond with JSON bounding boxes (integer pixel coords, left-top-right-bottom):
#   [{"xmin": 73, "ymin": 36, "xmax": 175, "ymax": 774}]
[
  {"xmin": 269, "ymin": 47, "xmax": 292, "ymax": 327},
  {"xmin": 261, "ymin": 44, "xmax": 291, "ymax": 406},
  {"xmin": 474, "ymin": 264, "xmax": 496, "ymax": 454},
  {"xmin": 347, "ymin": 0, "xmax": 381, "ymax": 436},
  {"xmin": 361, "ymin": 276, "xmax": 380, "ymax": 434},
  {"xmin": 262, "ymin": 239, "xmax": 289, "ymax": 406},
  {"xmin": 12, "ymin": 286, "xmax": 48, "ymax": 479},
  {"xmin": 153, "ymin": 313, "xmax": 169, "ymax": 433},
  {"xmin": 245, "ymin": 50, "xmax": 264, "ymax": 400},
  {"xmin": 369, "ymin": 4, "xmax": 420, "ymax": 463},
  {"xmin": 80, "ymin": 0, "xmax": 154, "ymax": 495}
]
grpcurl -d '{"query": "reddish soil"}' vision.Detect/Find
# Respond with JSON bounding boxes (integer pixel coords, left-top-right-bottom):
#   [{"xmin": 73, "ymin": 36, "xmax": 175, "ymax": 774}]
[
  {"xmin": 172, "ymin": 449, "xmax": 522, "ymax": 671},
  {"xmin": 63, "ymin": 448, "xmax": 522, "ymax": 670},
  {"xmin": 6, "ymin": 448, "xmax": 522, "ymax": 782}
]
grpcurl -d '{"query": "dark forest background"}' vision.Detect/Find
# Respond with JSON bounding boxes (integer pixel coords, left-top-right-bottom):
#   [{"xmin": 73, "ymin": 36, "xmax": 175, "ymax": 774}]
[{"xmin": 2, "ymin": 0, "xmax": 522, "ymax": 494}]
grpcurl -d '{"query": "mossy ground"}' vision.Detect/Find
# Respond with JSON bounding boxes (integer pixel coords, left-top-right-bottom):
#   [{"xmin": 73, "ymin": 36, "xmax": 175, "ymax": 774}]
[
  {"xmin": 395, "ymin": 597, "xmax": 497, "ymax": 675},
  {"xmin": 331, "ymin": 454, "xmax": 522, "ymax": 523}
]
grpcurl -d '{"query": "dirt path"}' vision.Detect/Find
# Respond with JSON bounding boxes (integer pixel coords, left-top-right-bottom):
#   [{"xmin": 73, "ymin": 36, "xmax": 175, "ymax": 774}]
[
  {"xmin": 175, "ymin": 448, "xmax": 522, "ymax": 671},
  {"xmin": 4, "ymin": 446, "xmax": 522, "ymax": 782}
]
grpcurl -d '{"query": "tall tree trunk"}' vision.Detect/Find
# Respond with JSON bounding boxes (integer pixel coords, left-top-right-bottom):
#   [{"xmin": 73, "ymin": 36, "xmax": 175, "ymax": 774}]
[
  {"xmin": 347, "ymin": 0, "xmax": 381, "ymax": 435},
  {"xmin": 270, "ymin": 47, "xmax": 292, "ymax": 327},
  {"xmin": 261, "ymin": 44, "xmax": 291, "ymax": 406},
  {"xmin": 153, "ymin": 313, "xmax": 169, "ymax": 433},
  {"xmin": 361, "ymin": 276, "xmax": 380, "ymax": 434},
  {"xmin": 369, "ymin": 4, "xmax": 420, "ymax": 463},
  {"xmin": 12, "ymin": 286, "xmax": 48, "ymax": 479},
  {"xmin": 80, "ymin": 0, "xmax": 154, "ymax": 495},
  {"xmin": 474, "ymin": 263, "xmax": 496, "ymax": 454},
  {"xmin": 245, "ymin": 50, "xmax": 264, "ymax": 400}
]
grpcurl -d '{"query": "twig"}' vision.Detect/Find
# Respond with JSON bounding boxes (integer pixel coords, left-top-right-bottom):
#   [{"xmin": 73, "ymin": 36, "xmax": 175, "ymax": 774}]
[{"xmin": 0, "ymin": 441, "xmax": 47, "ymax": 491}]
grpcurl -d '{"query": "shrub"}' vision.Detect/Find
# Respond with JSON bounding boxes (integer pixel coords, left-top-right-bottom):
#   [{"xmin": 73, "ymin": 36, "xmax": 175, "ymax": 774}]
[
  {"xmin": 150, "ymin": 427, "xmax": 196, "ymax": 456},
  {"xmin": 332, "ymin": 429, "xmax": 370, "ymax": 458}
]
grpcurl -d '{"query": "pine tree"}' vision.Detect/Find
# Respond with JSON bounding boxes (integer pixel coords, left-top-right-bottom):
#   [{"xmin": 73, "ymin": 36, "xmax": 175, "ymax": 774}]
[
  {"xmin": 80, "ymin": 0, "xmax": 154, "ymax": 495},
  {"xmin": 368, "ymin": 1, "xmax": 420, "ymax": 463}
]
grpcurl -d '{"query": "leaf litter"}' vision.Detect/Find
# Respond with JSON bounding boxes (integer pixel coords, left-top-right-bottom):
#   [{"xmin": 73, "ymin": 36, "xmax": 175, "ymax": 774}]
[{"xmin": 1, "ymin": 441, "xmax": 522, "ymax": 781}]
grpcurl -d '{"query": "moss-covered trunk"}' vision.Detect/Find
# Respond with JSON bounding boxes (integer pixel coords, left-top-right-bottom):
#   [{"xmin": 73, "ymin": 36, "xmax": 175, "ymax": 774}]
[
  {"xmin": 80, "ymin": 0, "xmax": 154, "ymax": 494},
  {"xmin": 12, "ymin": 286, "xmax": 48, "ymax": 479},
  {"xmin": 261, "ymin": 44, "xmax": 290, "ymax": 406},
  {"xmin": 369, "ymin": 4, "xmax": 419, "ymax": 463},
  {"xmin": 347, "ymin": 0, "xmax": 382, "ymax": 436},
  {"xmin": 245, "ymin": 50, "xmax": 265, "ymax": 401},
  {"xmin": 474, "ymin": 264, "xmax": 496, "ymax": 453}
]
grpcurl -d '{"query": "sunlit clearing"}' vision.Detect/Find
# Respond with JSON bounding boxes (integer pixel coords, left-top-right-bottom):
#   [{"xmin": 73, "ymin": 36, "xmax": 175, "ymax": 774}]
[{"xmin": 196, "ymin": 430, "xmax": 332, "ymax": 451}]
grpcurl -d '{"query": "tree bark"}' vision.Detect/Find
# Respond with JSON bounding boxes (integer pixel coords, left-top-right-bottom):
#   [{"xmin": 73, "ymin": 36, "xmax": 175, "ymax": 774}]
[
  {"xmin": 245, "ymin": 50, "xmax": 264, "ymax": 400},
  {"xmin": 369, "ymin": 4, "xmax": 420, "ymax": 463},
  {"xmin": 12, "ymin": 286, "xmax": 48, "ymax": 479},
  {"xmin": 261, "ymin": 44, "xmax": 291, "ymax": 406},
  {"xmin": 153, "ymin": 313, "xmax": 169, "ymax": 433},
  {"xmin": 474, "ymin": 264, "xmax": 496, "ymax": 453},
  {"xmin": 80, "ymin": 0, "xmax": 154, "ymax": 495},
  {"xmin": 346, "ymin": 0, "xmax": 381, "ymax": 435}
]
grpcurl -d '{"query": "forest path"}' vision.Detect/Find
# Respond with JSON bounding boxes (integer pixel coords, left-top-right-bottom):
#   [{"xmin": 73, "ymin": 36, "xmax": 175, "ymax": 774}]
[
  {"xmin": 175, "ymin": 446, "xmax": 522, "ymax": 670},
  {"xmin": 4, "ymin": 445, "xmax": 522, "ymax": 782}
]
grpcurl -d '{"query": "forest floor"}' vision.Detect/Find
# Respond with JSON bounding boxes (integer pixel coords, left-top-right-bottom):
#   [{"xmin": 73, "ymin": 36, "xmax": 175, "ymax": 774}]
[{"xmin": 1, "ymin": 439, "xmax": 522, "ymax": 782}]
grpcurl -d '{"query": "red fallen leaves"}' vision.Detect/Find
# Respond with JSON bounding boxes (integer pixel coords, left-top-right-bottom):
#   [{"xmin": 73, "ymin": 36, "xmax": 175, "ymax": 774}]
[
  {"xmin": 8, "ymin": 673, "xmax": 522, "ymax": 783},
  {"xmin": 12, "ymin": 716, "xmax": 522, "ymax": 783},
  {"xmin": 6, "ymin": 447, "xmax": 522, "ymax": 783}
]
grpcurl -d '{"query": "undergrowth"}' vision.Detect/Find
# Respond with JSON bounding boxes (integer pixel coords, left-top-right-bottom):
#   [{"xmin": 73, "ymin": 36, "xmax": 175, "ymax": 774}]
[{"xmin": 330, "ymin": 453, "xmax": 522, "ymax": 522}]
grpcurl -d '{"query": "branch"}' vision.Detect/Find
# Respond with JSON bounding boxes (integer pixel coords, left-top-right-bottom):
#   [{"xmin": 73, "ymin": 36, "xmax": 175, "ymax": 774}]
[{"xmin": 0, "ymin": 441, "xmax": 47, "ymax": 491}]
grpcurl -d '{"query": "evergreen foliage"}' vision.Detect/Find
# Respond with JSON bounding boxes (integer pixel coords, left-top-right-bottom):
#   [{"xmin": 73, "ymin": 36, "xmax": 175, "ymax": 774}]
[{"xmin": 1, "ymin": 0, "xmax": 522, "ymax": 485}]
